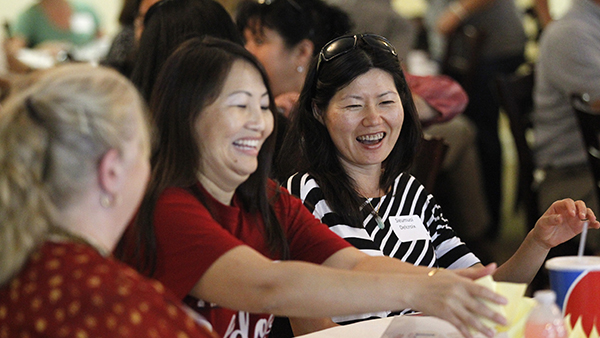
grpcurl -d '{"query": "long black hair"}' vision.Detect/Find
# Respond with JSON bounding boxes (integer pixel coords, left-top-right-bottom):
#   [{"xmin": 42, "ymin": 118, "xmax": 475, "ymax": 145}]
[
  {"xmin": 131, "ymin": 0, "xmax": 243, "ymax": 101},
  {"xmin": 276, "ymin": 34, "xmax": 422, "ymax": 227},
  {"xmin": 120, "ymin": 37, "xmax": 288, "ymax": 275}
]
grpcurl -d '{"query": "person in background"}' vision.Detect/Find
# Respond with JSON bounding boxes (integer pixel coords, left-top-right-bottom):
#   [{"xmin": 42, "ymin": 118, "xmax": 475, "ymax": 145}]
[
  {"xmin": 102, "ymin": 0, "xmax": 141, "ymax": 77},
  {"xmin": 236, "ymin": 0, "xmax": 351, "ymax": 117},
  {"xmin": 424, "ymin": 0, "xmax": 528, "ymax": 240},
  {"xmin": 534, "ymin": 0, "xmax": 554, "ymax": 28},
  {"xmin": 534, "ymin": 0, "xmax": 574, "ymax": 28},
  {"xmin": 131, "ymin": 0, "xmax": 242, "ymax": 102},
  {"xmin": 133, "ymin": 0, "xmax": 162, "ymax": 41},
  {"xmin": 235, "ymin": 0, "xmax": 350, "ymax": 174},
  {"xmin": 102, "ymin": 0, "xmax": 163, "ymax": 77},
  {"xmin": 118, "ymin": 36, "xmax": 513, "ymax": 338},
  {"xmin": 324, "ymin": 0, "xmax": 416, "ymax": 62},
  {"xmin": 277, "ymin": 33, "xmax": 599, "ymax": 331},
  {"xmin": 533, "ymin": 0, "xmax": 600, "ymax": 255},
  {"xmin": 4, "ymin": 0, "xmax": 102, "ymax": 73},
  {"xmin": 12, "ymin": 0, "xmax": 101, "ymax": 48},
  {"xmin": 0, "ymin": 64, "xmax": 217, "ymax": 338}
]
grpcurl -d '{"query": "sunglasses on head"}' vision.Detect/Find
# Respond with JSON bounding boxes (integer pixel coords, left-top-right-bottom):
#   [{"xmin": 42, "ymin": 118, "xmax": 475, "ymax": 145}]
[{"xmin": 316, "ymin": 34, "xmax": 398, "ymax": 74}]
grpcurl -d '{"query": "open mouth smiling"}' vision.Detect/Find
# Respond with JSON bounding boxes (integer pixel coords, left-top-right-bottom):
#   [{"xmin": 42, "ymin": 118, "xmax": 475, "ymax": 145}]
[
  {"xmin": 233, "ymin": 139, "xmax": 260, "ymax": 150},
  {"xmin": 356, "ymin": 132, "xmax": 385, "ymax": 145}
]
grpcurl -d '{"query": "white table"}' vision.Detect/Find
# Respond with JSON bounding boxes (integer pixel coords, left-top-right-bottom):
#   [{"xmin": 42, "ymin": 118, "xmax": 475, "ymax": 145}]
[{"xmin": 296, "ymin": 315, "xmax": 502, "ymax": 338}]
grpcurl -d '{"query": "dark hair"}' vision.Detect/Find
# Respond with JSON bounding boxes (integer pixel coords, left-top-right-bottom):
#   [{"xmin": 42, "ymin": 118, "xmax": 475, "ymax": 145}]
[
  {"xmin": 118, "ymin": 0, "xmax": 142, "ymax": 26},
  {"xmin": 235, "ymin": 0, "xmax": 352, "ymax": 55},
  {"xmin": 122, "ymin": 37, "xmax": 288, "ymax": 275},
  {"xmin": 131, "ymin": 0, "xmax": 243, "ymax": 101},
  {"xmin": 276, "ymin": 34, "xmax": 422, "ymax": 227}
]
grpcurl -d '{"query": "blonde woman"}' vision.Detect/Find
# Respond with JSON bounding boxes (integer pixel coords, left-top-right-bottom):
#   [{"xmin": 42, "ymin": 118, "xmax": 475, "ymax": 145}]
[{"xmin": 0, "ymin": 64, "xmax": 216, "ymax": 338}]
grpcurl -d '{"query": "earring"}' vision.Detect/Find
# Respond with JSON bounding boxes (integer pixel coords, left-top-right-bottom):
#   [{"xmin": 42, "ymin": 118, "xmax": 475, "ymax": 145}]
[
  {"xmin": 297, "ymin": 66, "xmax": 304, "ymax": 73},
  {"xmin": 100, "ymin": 193, "xmax": 113, "ymax": 208}
]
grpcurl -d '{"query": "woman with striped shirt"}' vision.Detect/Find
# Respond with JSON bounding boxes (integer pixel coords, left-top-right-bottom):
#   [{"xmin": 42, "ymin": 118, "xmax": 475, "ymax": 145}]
[{"xmin": 277, "ymin": 33, "xmax": 599, "ymax": 328}]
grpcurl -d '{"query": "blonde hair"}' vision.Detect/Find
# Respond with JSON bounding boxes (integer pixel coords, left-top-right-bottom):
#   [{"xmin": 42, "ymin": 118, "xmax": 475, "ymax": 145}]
[{"xmin": 0, "ymin": 64, "xmax": 149, "ymax": 285}]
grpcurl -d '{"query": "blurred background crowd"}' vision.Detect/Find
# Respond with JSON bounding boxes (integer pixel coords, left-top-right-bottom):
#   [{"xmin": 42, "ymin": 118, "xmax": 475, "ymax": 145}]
[{"xmin": 0, "ymin": 0, "xmax": 591, "ymax": 286}]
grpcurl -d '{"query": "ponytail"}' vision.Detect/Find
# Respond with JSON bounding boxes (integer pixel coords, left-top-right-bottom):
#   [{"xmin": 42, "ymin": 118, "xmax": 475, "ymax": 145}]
[
  {"xmin": 0, "ymin": 65, "xmax": 148, "ymax": 286},
  {"xmin": 0, "ymin": 92, "xmax": 56, "ymax": 285}
]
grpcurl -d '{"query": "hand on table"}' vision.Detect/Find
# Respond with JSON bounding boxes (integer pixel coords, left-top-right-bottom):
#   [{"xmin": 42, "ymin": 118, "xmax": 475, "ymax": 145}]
[{"xmin": 406, "ymin": 265, "xmax": 507, "ymax": 338}]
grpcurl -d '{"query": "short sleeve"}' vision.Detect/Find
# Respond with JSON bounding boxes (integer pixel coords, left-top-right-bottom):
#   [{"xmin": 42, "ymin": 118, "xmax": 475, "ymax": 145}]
[
  {"xmin": 152, "ymin": 188, "xmax": 244, "ymax": 299},
  {"xmin": 273, "ymin": 185, "xmax": 352, "ymax": 264}
]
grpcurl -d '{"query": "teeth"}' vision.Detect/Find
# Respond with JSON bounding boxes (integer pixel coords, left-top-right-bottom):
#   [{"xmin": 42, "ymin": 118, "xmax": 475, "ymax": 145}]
[
  {"xmin": 234, "ymin": 139, "xmax": 259, "ymax": 148},
  {"xmin": 357, "ymin": 132, "xmax": 385, "ymax": 142}
]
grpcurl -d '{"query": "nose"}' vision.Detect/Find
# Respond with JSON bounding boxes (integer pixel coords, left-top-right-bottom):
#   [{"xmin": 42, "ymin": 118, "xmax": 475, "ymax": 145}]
[
  {"xmin": 246, "ymin": 103, "xmax": 269, "ymax": 133},
  {"xmin": 362, "ymin": 105, "xmax": 383, "ymax": 126}
]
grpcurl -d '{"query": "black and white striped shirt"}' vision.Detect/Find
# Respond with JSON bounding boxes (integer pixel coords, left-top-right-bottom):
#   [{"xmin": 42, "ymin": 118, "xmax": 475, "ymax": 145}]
[{"xmin": 285, "ymin": 172, "xmax": 480, "ymax": 322}]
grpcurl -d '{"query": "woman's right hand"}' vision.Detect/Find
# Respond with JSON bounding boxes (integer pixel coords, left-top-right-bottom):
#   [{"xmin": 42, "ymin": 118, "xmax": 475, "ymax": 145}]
[{"xmin": 404, "ymin": 266, "xmax": 507, "ymax": 338}]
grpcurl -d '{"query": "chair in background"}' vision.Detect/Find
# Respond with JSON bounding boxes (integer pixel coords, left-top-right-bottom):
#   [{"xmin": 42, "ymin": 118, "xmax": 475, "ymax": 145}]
[
  {"xmin": 494, "ymin": 67, "xmax": 540, "ymax": 230},
  {"xmin": 571, "ymin": 93, "xmax": 600, "ymax": 203},
  {"xmin": 411, "ymin": 135, "xmax": 449, "ymax": 193},
  {"xmin": 441, "ymin": 24, "xmax": 485, "ymax": 93}
]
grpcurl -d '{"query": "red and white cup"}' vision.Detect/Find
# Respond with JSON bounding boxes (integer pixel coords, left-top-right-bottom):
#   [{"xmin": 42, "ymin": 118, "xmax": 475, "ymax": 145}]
[{"xmin": 545, "ymin": 256, "xmax": 600, "ymax": 336}]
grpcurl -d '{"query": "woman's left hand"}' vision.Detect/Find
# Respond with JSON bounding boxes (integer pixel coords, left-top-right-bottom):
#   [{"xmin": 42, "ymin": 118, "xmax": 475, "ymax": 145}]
[{"xmin": 531, "ymin": 198, "xmax": 600, "ymax": 249}]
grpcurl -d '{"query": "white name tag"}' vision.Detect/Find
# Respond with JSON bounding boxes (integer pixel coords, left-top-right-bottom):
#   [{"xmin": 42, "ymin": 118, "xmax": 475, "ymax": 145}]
[{"xmin": 389, "ymin": 215, "xmax": 430, "ymax": 242}]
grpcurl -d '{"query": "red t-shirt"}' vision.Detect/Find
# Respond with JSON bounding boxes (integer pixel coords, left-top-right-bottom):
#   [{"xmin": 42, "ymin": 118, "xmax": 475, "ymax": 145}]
[
  {"xmin": 0, "ymin": 241, "xmax": 217, "ymax": 338},
  {"xmin": 151, "ymin": 180, "xmax": 351, "ymax": 338}
]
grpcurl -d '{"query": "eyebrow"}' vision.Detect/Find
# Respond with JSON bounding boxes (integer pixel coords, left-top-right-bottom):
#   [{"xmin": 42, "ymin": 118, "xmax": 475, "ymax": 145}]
[
  {"xmin": 229, "ymin": 90, "xmax": 252, "ymax": 97},
  {"xmin": 340, "ymin": 91, "xmax": 397, "ymax": 101},
  {"xmin": 378, "ymin": 91, "xmax": 397, "ymax": 98},
  {"xmin": 228, "ymin": 89, "xmax": 269, "ymax": 97}
]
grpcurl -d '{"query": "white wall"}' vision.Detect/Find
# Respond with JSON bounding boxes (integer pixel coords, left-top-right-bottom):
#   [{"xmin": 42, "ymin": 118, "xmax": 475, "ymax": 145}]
[{"xmin": 0, "ymin": 0, "xmax": 123, "ymax": 39}]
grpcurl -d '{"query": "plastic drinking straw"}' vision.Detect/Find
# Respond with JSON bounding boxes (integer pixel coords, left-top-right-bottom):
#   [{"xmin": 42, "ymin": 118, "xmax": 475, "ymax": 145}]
[{"xmin": 578, "ymin": 221, "xmax": 589, "ymax": 257}]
